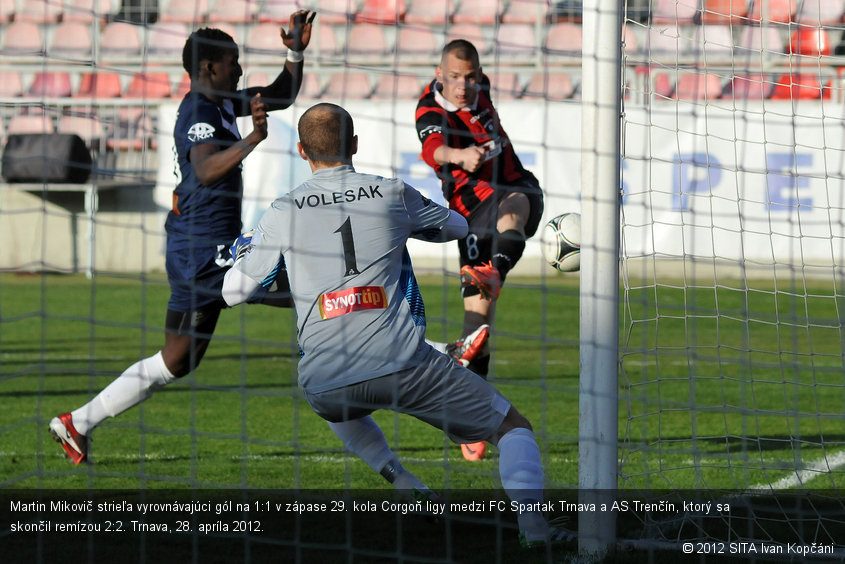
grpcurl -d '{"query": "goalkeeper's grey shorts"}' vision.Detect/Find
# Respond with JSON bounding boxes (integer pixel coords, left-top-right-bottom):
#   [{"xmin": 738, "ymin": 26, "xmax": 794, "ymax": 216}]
[{"xmin": 305, "ymin": 345, "xmax": 511, "ymax": 443}]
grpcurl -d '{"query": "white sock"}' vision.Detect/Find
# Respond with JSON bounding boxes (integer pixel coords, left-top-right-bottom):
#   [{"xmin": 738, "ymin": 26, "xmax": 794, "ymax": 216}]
[
  {"xmin": 70, "ymin": 351, "xmax": 176, "ymax": 436},
  {"xmin": 328, "ymin": 416, "xmax": 427, "ymax": 491},
  {"xmin": 425, "ymin": 338, "xmax": 448, "ymax": 354},
  {"xmin": 498, "ymin": 427, "xmax": 548, "ymax": 538}
]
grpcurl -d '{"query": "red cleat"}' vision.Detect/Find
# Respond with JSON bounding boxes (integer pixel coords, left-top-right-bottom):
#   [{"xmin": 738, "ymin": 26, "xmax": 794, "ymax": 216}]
[
  {"xmin": 445, "ymin": 324, "xmax": 490, "ymax": 368},
  {"xmin": 49, "ymin": 413, "xmax": 88, "ymax": 465}
]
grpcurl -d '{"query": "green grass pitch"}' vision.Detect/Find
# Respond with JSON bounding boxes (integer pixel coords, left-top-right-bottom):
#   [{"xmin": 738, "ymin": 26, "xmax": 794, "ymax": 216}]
[
  {"xmin": 3, "ymin": 271, "xmax": 844, "ymax": 563},
  {"xmin": 2, "ymin": 272, "xmax": 842, "ymax": 491},
  {"xmin": 0, "ymin": 272, "xmax": 579, "ymax": 490},
  {"xmin": 621, "ymin": 278, "xmax": 845, "ymax": 491}
]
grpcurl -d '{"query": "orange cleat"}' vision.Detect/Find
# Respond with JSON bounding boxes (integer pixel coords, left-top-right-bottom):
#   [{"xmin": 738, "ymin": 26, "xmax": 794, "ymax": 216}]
[
  {"xmin": 461, "ymin": 441, "xmax": 487, "ymax": 461},
  {"xmin": 460, "ymin": 262, "xmax": 501, "ymax": 301}
]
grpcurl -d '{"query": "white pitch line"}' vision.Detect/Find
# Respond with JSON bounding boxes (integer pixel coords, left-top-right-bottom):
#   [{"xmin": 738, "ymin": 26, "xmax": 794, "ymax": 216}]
[
  {"xmin": 1, "ymin": 451, "xmax": 575, "ymax": 465},
  {"xmin": 0, "ymin": 354, "xmax": 130, "ymax": 361},
  {"xmin": 750, "ymin": 450, "xmax": 845, "ymax": 490},
  {"xmin": 0, "ymin": 354, "xmax": 569, "ymax": 366},
  {"xmin": 620, "ymin": 359, "xmax": 699, "ymax": 367}
]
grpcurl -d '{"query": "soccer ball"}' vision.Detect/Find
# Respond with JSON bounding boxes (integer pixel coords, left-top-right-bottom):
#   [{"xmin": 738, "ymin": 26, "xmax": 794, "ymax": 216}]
[{"xmin": 542, "ymin": 213, "xmax": 581, "ymax": 272}]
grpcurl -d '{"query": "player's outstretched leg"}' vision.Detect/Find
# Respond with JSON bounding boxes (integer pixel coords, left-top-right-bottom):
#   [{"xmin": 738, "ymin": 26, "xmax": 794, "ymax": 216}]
[
  {"xmin": 328, "ymin": 416, "xmax": 435, "ymax": 501},
  {"xmin": 48, "ymin": 308, "xmax": 219, "ymax": 464},
  {"xmin": 48, "ymin": 351, "xmax": 177, "ymax": 464}
]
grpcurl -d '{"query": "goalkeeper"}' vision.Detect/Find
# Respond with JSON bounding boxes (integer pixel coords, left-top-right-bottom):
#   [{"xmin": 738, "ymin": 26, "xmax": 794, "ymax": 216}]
[
  {"xmin": 414, "ymin": 39, "xmax": 545, "ymax": 461},
  {"xmin": 222, "ymin": 103, "xmax": 567, "ymax": 549}
]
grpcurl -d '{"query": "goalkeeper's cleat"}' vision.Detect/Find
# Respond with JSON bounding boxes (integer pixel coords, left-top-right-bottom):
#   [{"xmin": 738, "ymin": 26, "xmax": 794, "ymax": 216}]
[
  {"xmin": 411, "ymin": 487, "xmax": 439, "ymax": 503},
  {"xmin": 461, "ymin": 262, "xmax": 501, "ymax": 301},
  {"xmin": 519, "ymin": 525, "xmax": 577, "ymax": 549},
  {"xmin": 411, "ymin": 487, "xmax": 443, "ymax": 524},
  {"xmin": 445, "ymin": 324, "xmax": 490, "ymax": 368},
  {"xmin": 49, "ymin": 413, "xmax": 88, "ymax": 465},
  {"xmin": 461, "ymin": 441, "xmax": 486, "ymax": 461}
]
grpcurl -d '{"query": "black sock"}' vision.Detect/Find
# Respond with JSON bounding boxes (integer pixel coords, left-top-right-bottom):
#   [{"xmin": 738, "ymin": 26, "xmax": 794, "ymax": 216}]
[
  {"xmin": 462, "ymin": 312, "xmax": 488, "ymax": 336},
  {"xmin": 461, "ymin": 284, "xmax": 481, "ymax": 299},
  {"xmin": 463, "ymin": 312, "xmax": 490, "ymax": 377},
  {"xmin": 468, "ymin": 355, "xmax": 490, "ymax": 378},
  {"xmin": 491, "ymin": 229, "xmax": 526, "ymax": 282}
]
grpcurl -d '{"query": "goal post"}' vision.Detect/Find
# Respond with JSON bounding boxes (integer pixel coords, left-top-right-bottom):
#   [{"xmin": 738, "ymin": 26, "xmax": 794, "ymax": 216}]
[{"xmin": 578, "ymin": 0, "xmax": 623, "ymax": 558}]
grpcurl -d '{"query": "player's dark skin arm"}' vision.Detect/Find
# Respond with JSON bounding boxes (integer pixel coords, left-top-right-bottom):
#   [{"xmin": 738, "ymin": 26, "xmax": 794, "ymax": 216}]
[
  {"xmin": 191, "ymin": 95, "xmax": 268, "ymax": 186},
  {"xmin": 191, "ymin": 11, "xmax": 314, "ymax": 186},
  {"xmin": 244, "ymin": 63, "xmax": 301, "ymax": 111},
  {"xmin": 236, "ymin": 10, "xmax": 315, "ymax": 113}
]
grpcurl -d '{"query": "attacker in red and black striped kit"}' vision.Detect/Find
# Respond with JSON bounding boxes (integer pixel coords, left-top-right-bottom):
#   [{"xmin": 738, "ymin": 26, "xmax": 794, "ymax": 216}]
[{"xmin": 415, "ymin": 39, "xmax": 544, "ymax": 461}]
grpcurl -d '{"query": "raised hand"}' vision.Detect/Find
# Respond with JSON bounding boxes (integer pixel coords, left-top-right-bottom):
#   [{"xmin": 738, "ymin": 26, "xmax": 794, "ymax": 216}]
[
  {"xmin": 250, "ymin": 93, "xmax": 268, "ymax": 142},
  {"xmin": 280, "ymin": 10, "xmax": 316, "ymax": 52}
]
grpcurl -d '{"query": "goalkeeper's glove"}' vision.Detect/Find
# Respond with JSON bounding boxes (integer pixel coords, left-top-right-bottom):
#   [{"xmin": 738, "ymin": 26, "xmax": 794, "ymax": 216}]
[{"xmin": 230, "ymin": 230, "xmax": 255, "ymax": 262}]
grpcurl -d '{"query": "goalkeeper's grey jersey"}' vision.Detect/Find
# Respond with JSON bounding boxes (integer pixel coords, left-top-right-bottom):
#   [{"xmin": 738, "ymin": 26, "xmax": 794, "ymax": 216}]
[{"xmin": 235, "ymin": 165, "xmax": 454, "ymax": 393}]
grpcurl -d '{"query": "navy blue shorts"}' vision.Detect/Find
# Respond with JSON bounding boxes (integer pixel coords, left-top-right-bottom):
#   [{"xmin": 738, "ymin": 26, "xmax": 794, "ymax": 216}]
[
  {"xmin": 166, "ymin": 244, "xmax": 291, "ymax": 313},
  {"xmin": 166, "ymin": 244, "xmax": 230, "ymax": 312}
]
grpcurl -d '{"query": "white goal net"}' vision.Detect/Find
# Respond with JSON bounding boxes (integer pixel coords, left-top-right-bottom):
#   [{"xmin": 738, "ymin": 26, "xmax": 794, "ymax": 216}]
[
  {"xmin": 612, "ymin": 0, "xmax": 845, "ymax": 558},
  {"xmin": 3, "ymin": 0, "xmax": 845, "ymax": 561}
]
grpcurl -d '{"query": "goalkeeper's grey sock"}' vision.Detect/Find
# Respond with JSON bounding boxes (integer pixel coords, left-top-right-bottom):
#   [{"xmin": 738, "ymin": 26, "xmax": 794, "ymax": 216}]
[
  {"xmin": 71, "ymin": 351, "xmax": 176, "ymax": 436},
  {"xmin": 379, "ymin": 458, "xmax": 426, "ymax": 492},
  {"xmin": 497, "ymin": 427, "xmax": 548, "ymax": 537},
  {"xmin": 328, "ymin": 416, "xmax": 394, "ymax": 474},
  {"xmin": 328, "ymin": 417, "xmax": 427, "ymax": 491}
]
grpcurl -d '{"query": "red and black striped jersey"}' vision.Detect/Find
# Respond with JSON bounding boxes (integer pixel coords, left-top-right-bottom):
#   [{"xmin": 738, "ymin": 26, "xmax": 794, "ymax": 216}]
[{"xmin": 414, "ymin": 75, "xmax": 537, "ymax": 218}]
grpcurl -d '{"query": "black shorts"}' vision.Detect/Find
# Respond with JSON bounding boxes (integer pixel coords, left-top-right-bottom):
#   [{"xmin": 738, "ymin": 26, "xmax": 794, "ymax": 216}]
[{"xmin": 457, "ymin": 179, "xmax": 544, "ymax": 269}]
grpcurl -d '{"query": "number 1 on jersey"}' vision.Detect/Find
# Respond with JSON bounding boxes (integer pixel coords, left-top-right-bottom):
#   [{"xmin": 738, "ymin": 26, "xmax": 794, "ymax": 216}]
[{"xmin": 335, "ymin": 216, "xmax": 360, "ymax": 276}]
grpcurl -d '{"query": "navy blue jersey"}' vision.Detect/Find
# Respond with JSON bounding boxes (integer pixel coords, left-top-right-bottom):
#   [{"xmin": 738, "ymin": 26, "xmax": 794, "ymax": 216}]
[{"xmin": 165, "ymin": 92, "xmax": 246, "ymax": 250}]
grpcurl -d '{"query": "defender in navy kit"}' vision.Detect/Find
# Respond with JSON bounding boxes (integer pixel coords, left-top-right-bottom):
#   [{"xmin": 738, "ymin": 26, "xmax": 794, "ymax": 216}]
[{"xmin": 49, "ymin": 13, "xmax": 314, "ymax": 464}]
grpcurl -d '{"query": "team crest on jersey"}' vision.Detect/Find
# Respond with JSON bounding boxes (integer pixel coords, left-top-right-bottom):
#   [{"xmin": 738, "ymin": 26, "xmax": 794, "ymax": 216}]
[
  {"xmin": 187, "ymin": 122, "xmax": 215, "ymax": 142},
  {"xmin": 319, "ymin": 286, "xmax": 388, "ymax": 319}
]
